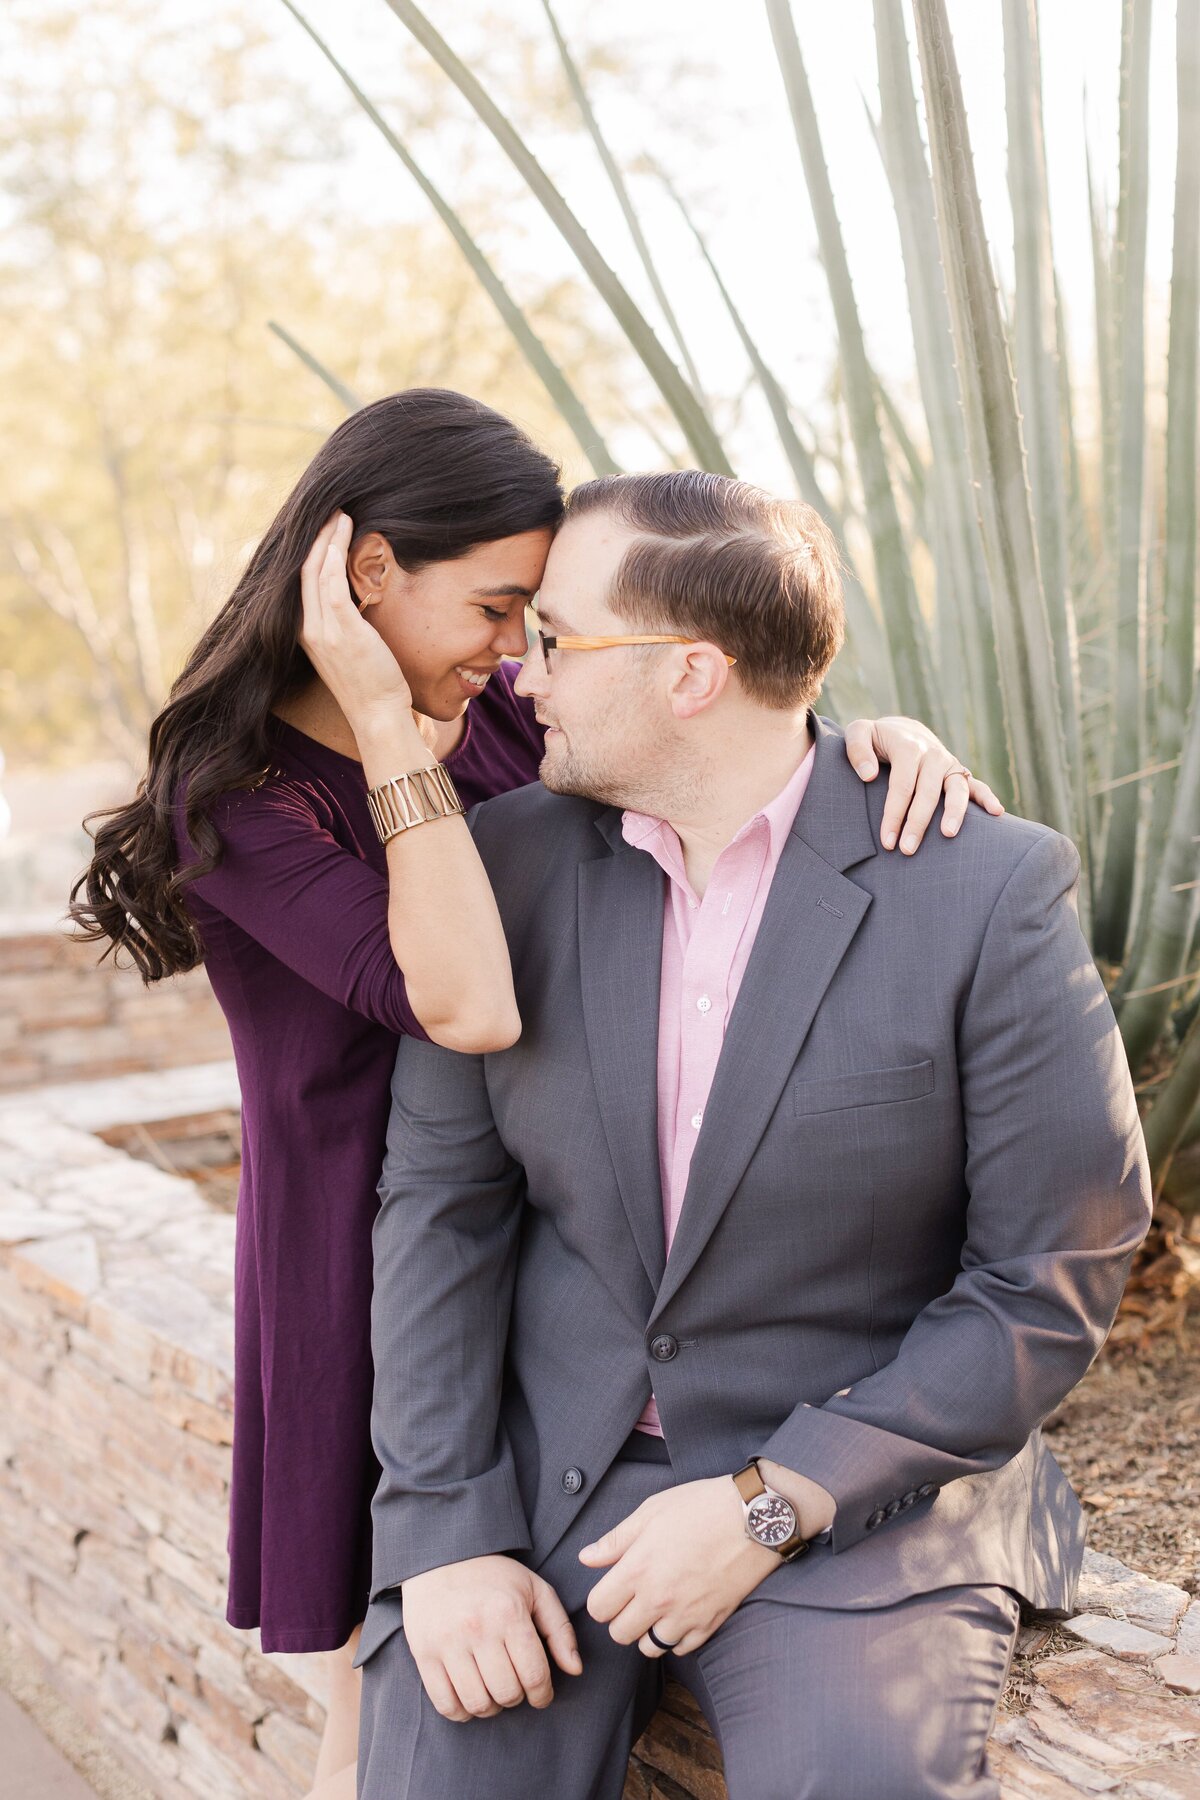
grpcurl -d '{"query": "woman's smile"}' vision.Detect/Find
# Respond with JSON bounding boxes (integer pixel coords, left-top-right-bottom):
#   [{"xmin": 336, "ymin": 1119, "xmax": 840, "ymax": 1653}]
[{"xmin": 453, "ymin": 664, "xmax": 498, "ymax": 697}]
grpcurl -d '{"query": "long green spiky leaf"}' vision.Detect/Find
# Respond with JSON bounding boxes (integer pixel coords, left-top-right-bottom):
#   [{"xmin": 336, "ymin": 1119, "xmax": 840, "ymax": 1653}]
[
  {"xmin": 1094, "ymin": 0, "xmax": 1152, "ymax": 961},
  {"xmin": 862, "ymin": 83, "xmax": 973, "ymax": 755},
  {"xmin": 910, "ymin": 0, "xmax": 1076, "ymax": 836},
  {"xmin": 1055, "ymin": 269, "xmax": 1098, "ymax": 660},
  {"xmin": 872, "ymin": 0, "xmax": 1010, "ymax": 796},
  {"xmin": 539, "ymin": 0, "xmax": 706, "ymax": 403},
  {"xmin": 1119, "ymin": 688, "xmax": 1200, "ymax": 1068},
  {"xmin": 1083, "ymin": 134, "xmax": 1117, "ymax": 856},
  {"xmin": 1086, "ymin": 132, "xmax": 1119, "ymax": 567},
  {"xmin": 873, "ymin": 372, "xmax": 928, "ymax": 538},
  {"xmin": 647, "ymin": 158, "xmax": 893, "ymax": 708},
  {"xmin": 1003, "ymin": 3, "xmax": 1076, "ymax": 638},
  {"xmin": 1119, "ymin": 0, "xmax": 1200, "ymax": 1040},
  {"xmin": 377, "ymin": 0, "xmax": 731, "ymax": 472},
  {"xmin": 1142, "ymin": 997, "xmax": 1200, "ymax": 1207},
  {"xmin": 1157, "ymin": 0, "xmax": 1200, "ymax": 833},
  {"xmin": 1002, "ymin": 0, "xmax": 1085, "ymax": 798},
  {"xmin": 648, "ymin": 165, "xmax": 831, "ymax": 515},
  {"xmin": 268, "ymin": 320, "xmax": 363, "ymax": 412},
  {"xmin": 765, "ymin": 0, "xmax": 938, "ymax": 731},
  {"xmin": 277, "ymin": 0, "xmax": 620, "ymax": 475},
  {"xmin": 1181, "ymin": 1090, "xmax": 1200, "ymax": 1151}
]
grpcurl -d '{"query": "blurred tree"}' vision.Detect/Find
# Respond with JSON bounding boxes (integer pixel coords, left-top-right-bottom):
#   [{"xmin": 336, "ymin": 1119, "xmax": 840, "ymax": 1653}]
[{"xmin": 0, "ymin": 0, "xmax": 642, "ymax": 767}]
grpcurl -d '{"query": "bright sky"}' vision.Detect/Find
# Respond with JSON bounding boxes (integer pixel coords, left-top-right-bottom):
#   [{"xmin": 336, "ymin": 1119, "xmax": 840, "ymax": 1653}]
[
  {"xmin": 6, "ymin": 0, "xmax": 1180, "ymax": 481},
  {"xmin": 257, "ymin": 0, "xmax": 1179, "ymax": 480}
]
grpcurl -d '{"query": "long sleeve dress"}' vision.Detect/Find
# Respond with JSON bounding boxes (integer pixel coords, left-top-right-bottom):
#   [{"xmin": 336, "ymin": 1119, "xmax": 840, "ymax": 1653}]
[{"xmin": 175, "ymin": 665, "xmax": 545, "ymax": 1652}]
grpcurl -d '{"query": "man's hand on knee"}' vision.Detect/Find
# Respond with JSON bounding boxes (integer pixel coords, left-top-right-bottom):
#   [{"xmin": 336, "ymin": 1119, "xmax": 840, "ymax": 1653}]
[
  {"xmin": 400, "ymin": 1555, "xmax": 583, "ymax": 1722},
  {"xmin": 579, "ymin": 1477, "xmax": 783, "ymax": 1659}
]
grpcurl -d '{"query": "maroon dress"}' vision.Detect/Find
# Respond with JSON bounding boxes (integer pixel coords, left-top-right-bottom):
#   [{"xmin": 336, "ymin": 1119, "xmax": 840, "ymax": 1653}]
[{"xmin": 177, "ymin": 665, "xmax": 545, "ymax": 1651}]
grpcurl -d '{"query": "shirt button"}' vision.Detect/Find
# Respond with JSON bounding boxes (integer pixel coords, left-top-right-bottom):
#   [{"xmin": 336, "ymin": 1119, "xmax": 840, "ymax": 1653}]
[
  {"xmin": 688, "ymin": 898, "xmax": 698, "ymax": 910},
  {"xmin": 696, "ymin": 996, "xmax": 711, "ymax": 1014},
  {"xmin": 691, "ymin": 1112, "xmax": 703, "ymax": 1130}
]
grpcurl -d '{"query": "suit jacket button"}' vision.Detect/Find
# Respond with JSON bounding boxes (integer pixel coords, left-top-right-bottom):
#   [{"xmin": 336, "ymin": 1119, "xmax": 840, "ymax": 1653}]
[
  {"xmin": 884, "ymin": 1498, "xmax": 903, "ymax": 1517},
  {"xmin": 561, "ymin": 1467, "xmax": 584, "ymax": 1495},
  {"xmin": 900, "ymin": 1490, "xmax": 918, "ymax": 1508},
  {"xmin": 918, "ymin": 1483, "xmax": 938, "ymax": 1499},
  {"xmin": 650, "ymin": 1334, "xmax": 678, "ymax": 1362},
  {"xmin": 866, "ymin": 1508, "xmax": 886, "ymax": 1530}
]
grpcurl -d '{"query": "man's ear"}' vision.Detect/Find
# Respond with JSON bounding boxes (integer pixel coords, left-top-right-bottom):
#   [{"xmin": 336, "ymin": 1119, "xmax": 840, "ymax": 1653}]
[
  {"xmin": 347, "ymin": 531, "xmax": 392, "ymax": 606},
  {"xmin": 669, "ymin": 645, "xmax": 731, "ymax": 721}
]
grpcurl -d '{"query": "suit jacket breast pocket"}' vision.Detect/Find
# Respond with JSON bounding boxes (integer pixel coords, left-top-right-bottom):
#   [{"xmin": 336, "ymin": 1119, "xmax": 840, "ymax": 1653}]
[{"xmin": 790, "ymin": 1058, "xmax": 935, "ymax": 1116}]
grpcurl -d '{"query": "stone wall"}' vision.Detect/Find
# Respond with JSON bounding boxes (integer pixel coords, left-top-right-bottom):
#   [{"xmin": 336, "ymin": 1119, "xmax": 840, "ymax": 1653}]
[
  {"xmin": 0, "ymin": 1065, "xmax": 324, "ymax": 1800},
  {"xmin": 1, "ymin": 1065, "xmax": 1198, "ymax": 1799},
  {"xmin": 0, "ymin": 926, "xmax": 230, "ymax": 1093}
]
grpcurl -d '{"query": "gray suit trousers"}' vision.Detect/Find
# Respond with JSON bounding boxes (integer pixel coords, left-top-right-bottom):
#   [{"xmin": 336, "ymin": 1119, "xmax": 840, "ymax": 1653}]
[{"xmin": 357, "ymin": 1442, "xmax": 1019, "ymax": 1800}]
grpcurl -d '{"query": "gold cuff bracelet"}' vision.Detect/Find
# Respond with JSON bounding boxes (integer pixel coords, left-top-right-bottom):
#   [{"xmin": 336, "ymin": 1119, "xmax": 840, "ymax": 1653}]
[{"xmin": 366, "ymin": 763, "xmax": 465, "ymax": 844}]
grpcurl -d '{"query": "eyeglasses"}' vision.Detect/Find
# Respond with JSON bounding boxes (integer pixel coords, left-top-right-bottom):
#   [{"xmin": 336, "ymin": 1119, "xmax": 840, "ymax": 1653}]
[{"xmin": 533, "ymin": 629, "xmax": 737, "ymax": 673}]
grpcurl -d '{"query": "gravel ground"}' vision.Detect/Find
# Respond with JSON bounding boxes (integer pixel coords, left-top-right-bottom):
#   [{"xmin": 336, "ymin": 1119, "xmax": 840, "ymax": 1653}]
[{"xmin": 1044, "ymin": 1325, "xmax": 1200, "ymax": 1595}]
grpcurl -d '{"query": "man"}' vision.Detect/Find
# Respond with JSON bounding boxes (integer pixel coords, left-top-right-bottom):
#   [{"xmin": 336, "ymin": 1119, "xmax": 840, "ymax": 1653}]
[{"xmin": 355, "ymin": 472, "xmax": 1150, "ymax": 1800}]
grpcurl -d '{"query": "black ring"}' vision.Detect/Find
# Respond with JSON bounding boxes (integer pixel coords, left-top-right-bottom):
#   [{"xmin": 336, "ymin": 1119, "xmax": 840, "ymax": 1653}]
[{"xmin": 646, "ymin": 1624, "xmax": 680, "ymax": 1652}]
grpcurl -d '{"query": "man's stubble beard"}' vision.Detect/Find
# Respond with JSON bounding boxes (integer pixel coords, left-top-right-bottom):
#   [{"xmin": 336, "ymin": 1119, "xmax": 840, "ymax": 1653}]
[{"xmin": 537, "ymin": 718, "xmax": 710, "ymax": 819}]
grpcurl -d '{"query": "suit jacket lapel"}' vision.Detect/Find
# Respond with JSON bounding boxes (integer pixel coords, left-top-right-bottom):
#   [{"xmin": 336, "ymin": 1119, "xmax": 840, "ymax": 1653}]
[
  {"xmin": 649, "ymin": 715, "xmax": 878, "ymax": 1322},
  {"xmin": 578, "ymin": 832, "xmax": 668, "ymax": 1292}
]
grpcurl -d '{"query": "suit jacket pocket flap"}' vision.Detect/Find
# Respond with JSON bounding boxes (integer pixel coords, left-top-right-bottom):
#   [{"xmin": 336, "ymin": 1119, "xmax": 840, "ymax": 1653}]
[{"xmin": 791, "ymin": 1058, "xmax": 935, "ymax": 1116}]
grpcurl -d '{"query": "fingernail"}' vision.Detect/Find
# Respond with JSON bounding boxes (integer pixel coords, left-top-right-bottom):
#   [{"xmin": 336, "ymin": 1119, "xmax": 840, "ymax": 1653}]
[
  {"xmin": 901, "ymin": 834, "xmax": 917, "ymax": 853},
  {"xmin": 882, "ymin": 831, "xmax": 896, "ymax": 849}
]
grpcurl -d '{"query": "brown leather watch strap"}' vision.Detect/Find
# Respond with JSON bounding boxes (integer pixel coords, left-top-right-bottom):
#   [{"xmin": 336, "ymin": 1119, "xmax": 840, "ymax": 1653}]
[{"xmin": 732, "ymin": 1460, "xmax": 766, "ymax": 1504}]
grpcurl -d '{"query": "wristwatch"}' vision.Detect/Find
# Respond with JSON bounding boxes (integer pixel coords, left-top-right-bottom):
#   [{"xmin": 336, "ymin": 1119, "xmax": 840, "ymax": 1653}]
[{"xmin": 732, "ymin": 1458, "xmax": 812, "ymax": 1562}]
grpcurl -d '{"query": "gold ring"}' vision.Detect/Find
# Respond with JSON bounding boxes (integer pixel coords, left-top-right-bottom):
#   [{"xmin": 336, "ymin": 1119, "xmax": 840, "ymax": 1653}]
[{"xmin": 945, "ymin": 765, "xmax": 972, "ymax": 785}]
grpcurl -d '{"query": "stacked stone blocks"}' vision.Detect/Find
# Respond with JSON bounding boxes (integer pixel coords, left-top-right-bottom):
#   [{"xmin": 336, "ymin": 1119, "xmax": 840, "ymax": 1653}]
[{"xmin": 0, "ymin": 926, "xmax": 231, "ymax": 1094}]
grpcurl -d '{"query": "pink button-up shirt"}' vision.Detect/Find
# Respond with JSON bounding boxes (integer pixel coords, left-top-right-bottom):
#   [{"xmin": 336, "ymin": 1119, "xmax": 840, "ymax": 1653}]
[{"xmin": 621, "ymin": 741, "xmax": 817, "ymax": 1435}]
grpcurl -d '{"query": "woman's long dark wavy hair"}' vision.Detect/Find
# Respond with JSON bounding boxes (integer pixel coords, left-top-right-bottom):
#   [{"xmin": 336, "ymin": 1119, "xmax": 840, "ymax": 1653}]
[{"xmin": 69, "ymin": 389, "xmax": 563, "ymax": 982}]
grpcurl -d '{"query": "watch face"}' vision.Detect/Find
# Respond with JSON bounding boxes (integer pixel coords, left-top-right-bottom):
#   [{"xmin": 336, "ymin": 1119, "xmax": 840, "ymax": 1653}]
[{"xmin": 748, "ymin": 1493, "xmax": 798, "ymax": 1547}]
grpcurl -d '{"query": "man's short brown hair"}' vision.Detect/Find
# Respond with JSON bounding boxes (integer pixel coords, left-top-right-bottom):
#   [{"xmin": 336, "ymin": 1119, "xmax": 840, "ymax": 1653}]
[{"xmin": 562, "ymin": 471, "xmax": 845, "ymax": 709}]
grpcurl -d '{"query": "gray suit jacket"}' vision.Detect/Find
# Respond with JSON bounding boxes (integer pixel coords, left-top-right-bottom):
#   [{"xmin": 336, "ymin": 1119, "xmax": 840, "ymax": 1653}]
[{"xmin": 365, "ymin": 714, "xmax": 1151, "ymax": 1639}]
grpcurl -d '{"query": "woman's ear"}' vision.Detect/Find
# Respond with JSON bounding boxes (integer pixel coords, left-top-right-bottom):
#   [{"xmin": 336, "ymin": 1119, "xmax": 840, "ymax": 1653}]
[{"xmin": 347, "ymin": 531, "xmax": 392, "ymax": 607}]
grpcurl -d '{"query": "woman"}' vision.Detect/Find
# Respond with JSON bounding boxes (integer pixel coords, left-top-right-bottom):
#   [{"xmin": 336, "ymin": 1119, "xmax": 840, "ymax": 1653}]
[{"xmin": 71, "ymin": 390, "xmax": 999, "ymax": 1799}]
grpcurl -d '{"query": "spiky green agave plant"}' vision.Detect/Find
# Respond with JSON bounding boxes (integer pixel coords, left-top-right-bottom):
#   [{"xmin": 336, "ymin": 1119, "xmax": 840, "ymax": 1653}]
[{"xmin": 278, "ymin": 0, "xmax": 1199, "ymax": 1198}]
